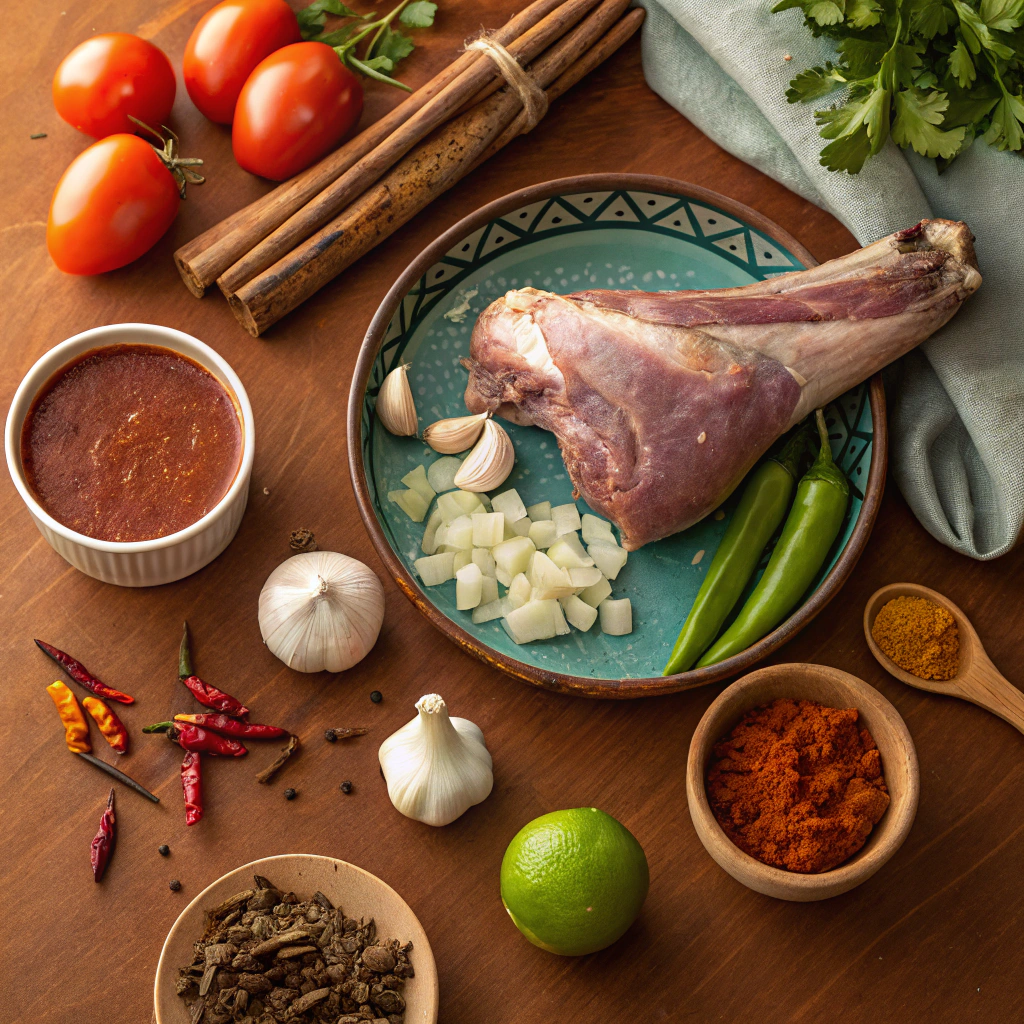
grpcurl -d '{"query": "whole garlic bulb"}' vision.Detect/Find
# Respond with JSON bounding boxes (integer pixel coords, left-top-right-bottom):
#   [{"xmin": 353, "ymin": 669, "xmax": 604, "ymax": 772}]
[
  {"xmin": 379, "ymin": 694, "xmax": 493, "ymax": 826},
  {"xmin": 259, "ymin": 551, "xmax": 385, "ymax": 673}
]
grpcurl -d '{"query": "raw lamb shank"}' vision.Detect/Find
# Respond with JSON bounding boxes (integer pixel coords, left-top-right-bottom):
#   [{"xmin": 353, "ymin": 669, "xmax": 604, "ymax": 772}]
[{"xmin": 463, "ymin": 219, "xmax": 981, "ymax": 550}]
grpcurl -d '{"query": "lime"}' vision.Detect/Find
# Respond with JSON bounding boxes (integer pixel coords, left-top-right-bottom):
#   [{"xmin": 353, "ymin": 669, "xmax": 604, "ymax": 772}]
[{"xmin": 499, "ymin": 807, "xmax": 649, "ymax": 956}]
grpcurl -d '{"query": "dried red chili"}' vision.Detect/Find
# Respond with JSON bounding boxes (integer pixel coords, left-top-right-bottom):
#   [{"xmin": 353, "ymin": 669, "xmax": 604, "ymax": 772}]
[
  {"xmin": 144, "ymin": 721, "xmax": 247, "ymax": 756},
  {"xmin": 35, "ymin": 639, "xmax": 134, "ymax": 704},
  {"xmin": 46, "ymin": 681, "xmax": 91, "ymax": 753},
  {"xmin": 178, "ymin": 622, "xmax": 249, "ymax": 717},
  {"xmin": 173, "ymin": 713, "xmax": 285, "ymax": 739},
  {"xmin": 181, "ymin": 751, "xmax": 202, "ymax": 826},
  {"xmin": 90, "ymin": 789, "xmax": 116, "ymax": 882},
  {"xmin": 82, "ymin": 696, "xmax": 129, "ymax": 754}
]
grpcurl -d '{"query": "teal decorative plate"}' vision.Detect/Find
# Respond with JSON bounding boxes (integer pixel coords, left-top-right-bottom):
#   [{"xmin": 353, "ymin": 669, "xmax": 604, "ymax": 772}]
[{"xmin": 349, "ymin": 175, "xmax": 885, "ymax": 698}]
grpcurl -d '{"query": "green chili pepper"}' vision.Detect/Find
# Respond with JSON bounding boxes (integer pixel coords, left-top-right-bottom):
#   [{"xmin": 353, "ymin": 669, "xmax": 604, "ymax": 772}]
[
  {"xmin": 662, "ymin": 430, "xmax": 805, "ymax": 676},
  {"xmin": 697, "ymin": 409, "xmax": 849, "ymax": 668}
]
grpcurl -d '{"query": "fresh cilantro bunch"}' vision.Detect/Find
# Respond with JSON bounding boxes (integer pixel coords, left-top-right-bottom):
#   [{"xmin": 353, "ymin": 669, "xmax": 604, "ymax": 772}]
[
  {"xmin": 773, "ymin": 0, "xmax": 1024, "ymax": 172},
  {"xmin": 299, "ymin": 0, "xmax": 438, "ymax": 91}
]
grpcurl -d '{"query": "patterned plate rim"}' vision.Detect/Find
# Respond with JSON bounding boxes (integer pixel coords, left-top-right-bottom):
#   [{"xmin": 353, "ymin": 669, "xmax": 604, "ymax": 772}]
[{"xmin": 347, "ymin": 173, "xmax": 888, "ymax": 699}]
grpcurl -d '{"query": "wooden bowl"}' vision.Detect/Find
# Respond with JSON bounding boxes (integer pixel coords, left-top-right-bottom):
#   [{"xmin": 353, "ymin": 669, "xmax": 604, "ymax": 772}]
[
  {"xmin": 348, "ymin": 173, "xmax": 887, "ymax": 698},
  {"xmin": 154, "ymin": 854, "xmax": 438, "ymax": 1023},
  {"xmin": 686, "ymin": 663, "xmax": 919, "ymax": 901}
]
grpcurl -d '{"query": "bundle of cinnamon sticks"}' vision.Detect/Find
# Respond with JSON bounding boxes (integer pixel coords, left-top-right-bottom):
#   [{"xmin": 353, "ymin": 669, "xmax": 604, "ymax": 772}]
[{"xmin": 173, "ymin": 0, "xmax": 645, "ymax": 337}]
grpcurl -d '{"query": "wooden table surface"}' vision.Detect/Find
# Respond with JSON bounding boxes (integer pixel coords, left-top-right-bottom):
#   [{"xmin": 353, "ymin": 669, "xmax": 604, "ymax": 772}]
[{"xmin": 3, "ymin": 3, "xmax": 1022, "ymax": 1022}]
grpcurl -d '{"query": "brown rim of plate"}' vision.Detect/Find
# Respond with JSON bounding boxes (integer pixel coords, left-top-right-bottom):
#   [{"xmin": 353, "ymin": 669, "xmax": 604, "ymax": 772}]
[{"xmin": 347, "ymin": 173, "xmax": 888, "ymax": 699}]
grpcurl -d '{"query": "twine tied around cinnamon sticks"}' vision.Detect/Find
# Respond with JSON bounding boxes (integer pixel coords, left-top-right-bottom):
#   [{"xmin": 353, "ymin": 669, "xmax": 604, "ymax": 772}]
[
  {"xmin": 466, "ymin": 35, "xmax": 549, "ymax": 133},
  {"xmin": 173, "ymin": 0, "xmax": 645, "ymax": 335}
]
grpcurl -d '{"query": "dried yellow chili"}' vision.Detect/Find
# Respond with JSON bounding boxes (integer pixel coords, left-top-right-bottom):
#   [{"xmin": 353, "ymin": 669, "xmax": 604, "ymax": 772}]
[
  {"xmin": 46, "ymin": 681, "xmax": 91, "ymax": 753},
  {"xmin": 82, "ymin": 696, "xmax": 129, "ymax": 754}
]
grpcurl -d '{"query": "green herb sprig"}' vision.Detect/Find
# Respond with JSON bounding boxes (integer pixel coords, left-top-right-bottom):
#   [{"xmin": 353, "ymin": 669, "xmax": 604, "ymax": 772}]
[
  {"xmin": 299, "ymin": 0, "xmax": 438, "ymax": 91},
  {"xmin": 773, "ymin": 0, "xmax": 1024, "ymax": 172}
]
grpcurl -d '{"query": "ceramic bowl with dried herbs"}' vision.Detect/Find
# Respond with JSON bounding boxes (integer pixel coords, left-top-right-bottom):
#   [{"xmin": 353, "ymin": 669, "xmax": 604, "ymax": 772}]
[{"xmin": 154, "ymin": 854, "xmax": 438, "ymax": 1024}]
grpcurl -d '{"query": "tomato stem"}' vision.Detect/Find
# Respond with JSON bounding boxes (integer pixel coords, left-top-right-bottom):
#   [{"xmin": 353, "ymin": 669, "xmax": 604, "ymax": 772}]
[{"xmin": 128, "ymin": 117, "xmax": 205, "ymax": 198}]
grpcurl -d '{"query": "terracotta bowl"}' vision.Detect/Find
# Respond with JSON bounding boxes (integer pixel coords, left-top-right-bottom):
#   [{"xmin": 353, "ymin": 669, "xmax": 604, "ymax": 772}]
[
  {"xmin": 686, "ymin": 663, "xmax": 919, "ymax": 901},
  {"xmin": 154, "ymin": 854, "xmax": 438, "ymax": 1023}
]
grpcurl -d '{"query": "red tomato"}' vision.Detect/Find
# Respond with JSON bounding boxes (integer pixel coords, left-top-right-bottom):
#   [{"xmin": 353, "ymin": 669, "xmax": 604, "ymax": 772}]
[
  {"xmin": 184, "ymin": 0, "xmax": 301, "ymax": 124},
  {"xmin": 232, "ymin": 42, "xmax": 363, "ymax": 181},
  {"xmin": 53, "ymin": 33, "xmax": 176, "ymax": 139},
  {"xmin": 47, "ymin": 135, "xmax": 180, "ymax": 275}
]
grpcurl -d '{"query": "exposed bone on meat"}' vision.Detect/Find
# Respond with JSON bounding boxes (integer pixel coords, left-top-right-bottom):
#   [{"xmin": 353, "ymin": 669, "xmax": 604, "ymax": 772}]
[{"xmin": 463, "ymin": 220, "xmax": 980, "ymax": 550}]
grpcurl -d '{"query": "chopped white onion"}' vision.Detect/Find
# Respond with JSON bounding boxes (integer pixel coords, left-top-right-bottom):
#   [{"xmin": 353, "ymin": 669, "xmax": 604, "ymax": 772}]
[
  {"xmin": 599, "ymin": 598, "xmax": 632, "ymax": 635},
  {"xmin": 551, "ymin": 503, "xmax": 582, "ymax": 537},
  {"xmin": 472, "ymin": 548, "xmax": 496, "ymax": 577},
  {"xmin": 456, "ymin": 562, "xmax": 483, "ymax": 610},
  {"xmin": 471, "ymin": 512, "xmax": 504, "ymax": 547},
  {"xmin": 446, "ymin": 515, "xmax": 474, "ymax": 551},
  {"xmin": 526, "ymin": 501, "xmax": 552, "ymax": 522},
  {"xmin": 427, "ymin": 457, "xmax": 463, "ymax": 494},
  {"xmin": 588, "ymin": 540, "xmax": 628, "ymax": 580},
  {"xmin": 491, "ymin": 488, "xmax": 528, "ymax": 522},
  {"xmin": 528, "ymin": 520, "xmax": 558, "ymax": 549},
  {"xmin": 402, "ymin": 464, "xmax": 436, "ymax": 504},
  {"xmin": 547, "ymin": 533, "xmax": 594, "ymax": 569},
  {"xmin": 421, "ymin": 508, "xmax": 442, "ymax": 555},
  {"xmin": 581, "ymin": 513, "xmax": 616, "ymax": 546},
  {"xmin": 415, "ymin": 551, "xmax": 455, "ymax": 586},
  {"xmin": 388, "ymin": 489, "xmax": 428, "ymax": 522},
  {"xmin": 579, "ymin": 576, "xmax": 612, "ymax": 608},
  {"xmin": 559, "ymin": 594, "xmax": 598, "ymax": 632}
]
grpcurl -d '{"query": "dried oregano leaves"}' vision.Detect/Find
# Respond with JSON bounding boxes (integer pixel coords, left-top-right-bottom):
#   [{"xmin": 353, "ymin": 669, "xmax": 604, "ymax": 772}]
[{"xmin": 176, "ymin": 874, "xmax": 413, "ymax": 1024}]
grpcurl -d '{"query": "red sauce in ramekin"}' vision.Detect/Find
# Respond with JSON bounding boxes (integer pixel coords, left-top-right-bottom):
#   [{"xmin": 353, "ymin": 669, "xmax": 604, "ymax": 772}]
[{"xmin": 21, "ymin": 344, "xmax": 243, "ymax": 543}]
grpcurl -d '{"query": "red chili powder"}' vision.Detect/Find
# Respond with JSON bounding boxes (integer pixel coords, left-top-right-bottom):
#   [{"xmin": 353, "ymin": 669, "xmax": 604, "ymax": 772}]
[{"xmin": 706, "ymin": 698, "xmax": 890, "ymax": 873}]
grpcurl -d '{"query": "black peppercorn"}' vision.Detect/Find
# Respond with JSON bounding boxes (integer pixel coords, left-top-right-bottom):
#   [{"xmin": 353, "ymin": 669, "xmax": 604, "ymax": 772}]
[
  {"xmin": 158, "ymin": 844, "xmax": 170, "ymax": 857},
  {"xmin": 370, "ymin": 690, "xmax": 383, "ymax": 704},
  {"xmin": 340, "ymin": 781, "xmax": 353, "ymax": 794},
  {"xmin": 284, "ymin": 788, "xmax": 297, "ymax": 800},
  {"xmin": 324, "ymin": 729, "xmax": 337, "ymax": 742},
  {"xmin": 169, "ymin": 879, "xmax": 182, "ymax": 892}
]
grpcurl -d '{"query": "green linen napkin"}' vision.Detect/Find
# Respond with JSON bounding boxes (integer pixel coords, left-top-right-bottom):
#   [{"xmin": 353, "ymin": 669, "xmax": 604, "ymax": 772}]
[{"xmin": 636, "ymin": 0, "xmax": 1024, "ymax": 559}]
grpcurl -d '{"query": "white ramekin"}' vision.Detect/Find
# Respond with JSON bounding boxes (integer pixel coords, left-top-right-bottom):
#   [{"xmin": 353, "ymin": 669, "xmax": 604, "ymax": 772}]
[{"xmin": 5, "ymin": 323, "xmax": 255, "ymax": 587}]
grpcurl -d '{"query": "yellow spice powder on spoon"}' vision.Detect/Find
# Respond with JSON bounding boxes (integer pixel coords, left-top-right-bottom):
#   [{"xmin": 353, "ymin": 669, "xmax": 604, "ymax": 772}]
[{"xmin": 871, "ymin": 596, "xmax": 960, "ymax": 680}]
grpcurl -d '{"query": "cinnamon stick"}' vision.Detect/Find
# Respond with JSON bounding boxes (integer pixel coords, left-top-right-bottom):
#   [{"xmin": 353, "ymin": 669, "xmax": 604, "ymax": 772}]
[
  {"xmin": 227, "ymin": 2, "xmax": 642, "ymax": 336},
  {"xmin": 215, "ymin": 0, "xmax": 603, "ymax": 298},
  {"xmin": 173, "ymin": 0, "xmax": 572, "ymax": 296}
]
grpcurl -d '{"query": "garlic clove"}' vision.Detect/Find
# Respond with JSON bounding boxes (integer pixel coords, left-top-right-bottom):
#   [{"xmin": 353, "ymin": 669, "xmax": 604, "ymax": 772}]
[
  {"xmin": 378, "ymin": 693, "xmax": 493, "ymax": 827},
  {"xmin": 453, "ymin": 418, "xmax": 514, "ymax": 492},
  {"xmin": 258, "ymin": 551, "xmax": 385, "ymax": 673},
  {"xmin": 423, "ymin": 411, "xmax": 490, "ymax": 454},
  {"xmin": 376, "ymin": 364, "xmax": 418, "ymax": 436}
]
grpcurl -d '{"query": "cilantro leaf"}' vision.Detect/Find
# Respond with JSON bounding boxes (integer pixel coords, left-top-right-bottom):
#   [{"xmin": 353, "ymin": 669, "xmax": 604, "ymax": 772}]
[
  {"xmin": 948, "ymin": 37, "xmax": 977, "ymax": 85},
  {"xmin": 819, "ymin": 125, "xmax": 874, "ymax": 171},
  {"xmin": 360, "ymin": 55, "xmax": 395, "ymax": 71},
  {"xmin": 979, "ymin": 0, "xmax": 1024, "ymax": 31},
  {"xmin": 983, "ymin": 90, "xmax": 1024, "ymax": 148},
  {"xmin": 910, "ymin": 0, "xmax": 958, "ymax": 39},
  {"xmin": 846, "ymin": 0, "xmax": 883, "ymax": 28},
  {"xmin": 891, "ymin": 88, "xmax": 968, "ymax": 156},
  {"xmin": 816, "ymin": 85, "xmax": 891, "ymax": 171},
  {"xmin": 786, "ymin": 62, "xmax": 848, "ymax": 102},
  {"xmin": 953, "ymin": 0, "xmax": 1015, "ymax": 57},
  {"xmin": 943, "ymin": 79, "xmax": 1001, "ymax": 124},
  {"xmin": 376, "ymin": 27, "xmax": 415, "ymax": 66},
  {"xmin": 808, "ymin": 1, "xmax": 847, "ymax": 25},
  {"xmin": 399, "ymin": 1, "xmax": 437, "ymax": 28},
  {"xmin": 839, "ymin": 36, "xmax": 888, "ymax": 76}
]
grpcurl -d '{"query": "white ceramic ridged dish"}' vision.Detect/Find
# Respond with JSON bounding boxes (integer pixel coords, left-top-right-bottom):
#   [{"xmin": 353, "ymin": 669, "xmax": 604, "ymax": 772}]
[{"xmin": 5, "ymin": 323, "xmax": 255, "ymax": 587}]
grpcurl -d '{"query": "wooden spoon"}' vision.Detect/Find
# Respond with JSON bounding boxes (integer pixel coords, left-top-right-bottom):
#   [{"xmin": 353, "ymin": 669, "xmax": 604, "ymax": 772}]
[{"xmin": 863, "ymin": 583, "xmax": 1024, "ymax": 735}]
